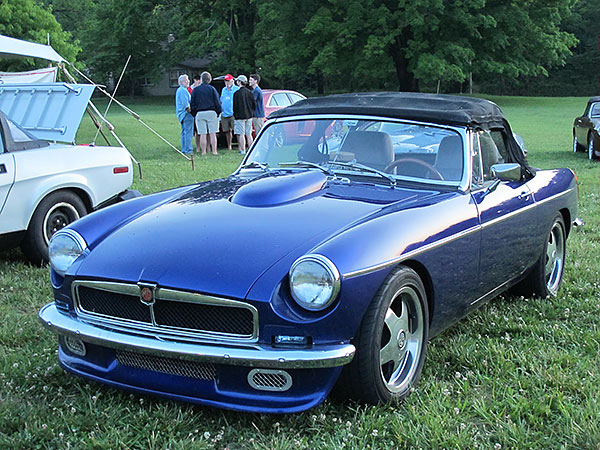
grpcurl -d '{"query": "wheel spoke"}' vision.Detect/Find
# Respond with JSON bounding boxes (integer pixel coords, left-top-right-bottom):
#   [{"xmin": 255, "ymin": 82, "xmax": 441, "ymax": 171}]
[
  {"xmin": 545, "ymin": 234, "xmax": 557, "ymax": 276},
  {"xmin": 380, "ymin": 299, "xmax": 413, "ymax": 380},
  {"xmin": 380, "ymin": 340, "xmax": 401, "ymax": 367}
]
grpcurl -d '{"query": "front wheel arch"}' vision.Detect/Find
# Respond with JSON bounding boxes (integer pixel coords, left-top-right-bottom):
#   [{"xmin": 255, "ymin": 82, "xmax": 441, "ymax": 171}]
[
  {"xmin": 334, "ymin": 265, "xmax": 429, "ymax": 405},
  {"xmin": 402, "ymin": 259, "xmax": 435, "ymax": 329}
]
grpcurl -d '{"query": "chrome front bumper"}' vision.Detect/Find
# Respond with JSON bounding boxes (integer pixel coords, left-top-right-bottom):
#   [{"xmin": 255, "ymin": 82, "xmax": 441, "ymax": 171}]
[{"xmin": 39, "ymin": 303, "xmax": 355, "ymax": 369}]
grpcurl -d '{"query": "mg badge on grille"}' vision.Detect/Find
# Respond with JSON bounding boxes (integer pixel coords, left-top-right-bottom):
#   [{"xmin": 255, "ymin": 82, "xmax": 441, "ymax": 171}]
[{"xmin": 138, "ymin": 283, "xmax": 157, "ymax": 306}]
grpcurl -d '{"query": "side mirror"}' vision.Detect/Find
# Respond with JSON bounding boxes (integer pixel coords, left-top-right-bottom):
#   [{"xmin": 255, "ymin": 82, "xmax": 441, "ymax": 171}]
[{"xmin": 491, "ymin": 163, "xmax": 521, "ymax": 182}]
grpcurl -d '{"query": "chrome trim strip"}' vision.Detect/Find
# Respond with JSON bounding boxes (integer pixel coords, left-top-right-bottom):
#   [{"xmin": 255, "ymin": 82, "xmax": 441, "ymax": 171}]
[
  {"xmin": 54, "ymin": 228, "xmax": 88, "ymax": 252},
  {"xmin": 39, "ymin": 303, "xmax": 355, "ymax": 369},
  {"xmin": 72, "ymin": 280, "xmax": 259, "ymax": 343},
  {"xmin": 343, "ymin": 224, "xmax": 481, "ymax": 279},
  {"xmin": 469, "ymin": 278, "xmax": 513, "ymax": 307},
  {"xmin": 479, "ymin": 186, "xmax": 577, "ymax": 230},
  {"xmin": 343, "ymin": 185, "xmax": 577, "ymax": 279}
]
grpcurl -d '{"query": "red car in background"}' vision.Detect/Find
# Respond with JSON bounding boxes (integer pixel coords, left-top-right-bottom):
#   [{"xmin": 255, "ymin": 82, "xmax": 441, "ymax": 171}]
[{"xmin": 263, "ymin": 90, "xmax": 306, "ymax": 117}]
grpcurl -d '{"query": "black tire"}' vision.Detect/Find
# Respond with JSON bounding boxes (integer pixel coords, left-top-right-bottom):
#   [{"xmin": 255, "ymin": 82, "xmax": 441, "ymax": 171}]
[
  {"xmin": 336, "ymin": 266, "xmax": 429, "ymax": 404},
  {"xmin": 21, "ymin": 190, "xmax": 86, "ymax": 265},
  {"xmin": 588, "ymin": 133, "xmax": 597, "ymax": 160},
  {"xmin": 511, "ymin": 214, "xmax": 566, "ymax": 298}
]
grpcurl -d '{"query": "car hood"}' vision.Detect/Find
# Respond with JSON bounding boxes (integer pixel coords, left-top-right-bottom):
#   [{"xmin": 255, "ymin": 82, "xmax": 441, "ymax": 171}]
[{"xmin": 74, "ymin": 171, "xmax": 436, "ymax": 299}]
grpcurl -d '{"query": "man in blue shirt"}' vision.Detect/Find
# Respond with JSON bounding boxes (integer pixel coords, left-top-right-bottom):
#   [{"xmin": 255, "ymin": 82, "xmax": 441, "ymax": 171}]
[
  {"xmin": 175, "ymin": 74, "xmax": 193, "ymax": 155},
  {"xmin": 220, "ymin": 74, "xmax": 239, "ymax": 151},
  {"xmin": 249, "ymin": 74, "xmax": 265, "ymax": 134}
]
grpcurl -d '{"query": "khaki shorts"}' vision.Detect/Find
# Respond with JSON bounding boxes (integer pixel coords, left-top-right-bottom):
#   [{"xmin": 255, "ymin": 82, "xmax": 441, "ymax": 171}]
[
  {"xmin": 234, "ymin": 119, "xmax": 252, "ymax": 136},
  {"xmin": 252, "ymin": 117, "xmax": 265, "ymax": 134},
  {"xmin": 195, "ymin": 110, "xmax": 219, "ymax": 134},
  {"xmin": 221, "ymin": 115, "xmax": 235, "ymax": 132}
]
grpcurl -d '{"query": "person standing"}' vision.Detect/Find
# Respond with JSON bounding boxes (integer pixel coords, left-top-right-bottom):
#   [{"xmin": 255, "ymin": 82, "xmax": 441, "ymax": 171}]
[
  {"xmin": 249, "ymin": 73, "xmax": 265, "ymax": 135},
  {"xmin": 190, "ymin": 71, "xmax": 222, "ymax": 155},
  {"xmin": 220, "ymin": 74, "xmax": 239, "ymax": 151},
  {"xmin": 191, "ymin": 74, "xmax": 202, "ymax": 151},
  {"xmin": 175, "ymin": 74, "xmax": 193, "ymax": 155},
  {"xmin": 232, "ymin": 74, "xmax": 256, "ymax": 154},
  {"xmin": 191, "ymin": 74, "xmax": 201, "ymax": 90}
]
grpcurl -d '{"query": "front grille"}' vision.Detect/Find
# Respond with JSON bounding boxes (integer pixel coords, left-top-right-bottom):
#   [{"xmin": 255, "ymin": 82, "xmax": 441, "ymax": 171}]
[
  {"xmin": 73, "ymin": 281, "xmax": 258, "ymax": 341},
  {"xmin": 78, "ymin": 286, "xmax": 151, "ymax": 323},
  {"xmin": 116, "ymin": 350, "xmax": 217, "ymax": 380},
  {"xmin": 154, "ymin": 300, "xmax": 254, "ymax": 335}
]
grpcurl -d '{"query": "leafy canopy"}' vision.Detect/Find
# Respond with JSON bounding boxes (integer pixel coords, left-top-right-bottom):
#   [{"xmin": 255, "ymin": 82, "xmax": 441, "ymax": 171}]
[{"xmin": 0, "ymin": 0, "xmax": 80, "ymax": 72}]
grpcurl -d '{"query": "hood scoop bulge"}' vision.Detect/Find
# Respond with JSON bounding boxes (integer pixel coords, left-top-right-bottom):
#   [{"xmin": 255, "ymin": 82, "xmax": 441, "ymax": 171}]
[{"xmin": 231, "ymin": 170, "xmax": 328, "ymax": 207}]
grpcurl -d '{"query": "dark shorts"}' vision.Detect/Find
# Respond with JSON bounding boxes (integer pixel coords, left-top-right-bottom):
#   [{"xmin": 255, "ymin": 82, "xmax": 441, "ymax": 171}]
[{"xmin": 221, "ymin": 116, "xmax": 235, "ymax": 132}]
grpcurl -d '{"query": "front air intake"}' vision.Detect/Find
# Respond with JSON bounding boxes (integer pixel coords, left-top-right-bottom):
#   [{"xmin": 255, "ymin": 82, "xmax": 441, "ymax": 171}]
[{"xmin": 247, "ymin": 368, "xmax": 292, "ymax": 391}]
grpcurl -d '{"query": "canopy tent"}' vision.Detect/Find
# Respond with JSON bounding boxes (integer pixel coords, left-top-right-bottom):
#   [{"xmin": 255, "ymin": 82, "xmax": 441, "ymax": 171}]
[
  {"xmin": 0, "ymin": 67, "xmax": 57, "ymax": 84},
  {"xmin": 0, "ymin": 34, "xmax": 64, "ymax": 62}
]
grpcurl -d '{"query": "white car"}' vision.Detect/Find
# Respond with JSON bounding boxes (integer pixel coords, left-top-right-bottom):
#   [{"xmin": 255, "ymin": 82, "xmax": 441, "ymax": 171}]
[{"xmin": 0, "ymin": 83, "xmax": 140, "ymax": 264}]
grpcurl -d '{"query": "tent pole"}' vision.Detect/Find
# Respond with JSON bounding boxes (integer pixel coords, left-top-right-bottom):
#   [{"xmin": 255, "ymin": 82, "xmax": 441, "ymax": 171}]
[
  {"xmin": 66, "ymin": 61, "xmax": 192, "ymax": 164},
  {"xmin": 60, "ymin": 63, "xmax": 144, "ymax": 178}
]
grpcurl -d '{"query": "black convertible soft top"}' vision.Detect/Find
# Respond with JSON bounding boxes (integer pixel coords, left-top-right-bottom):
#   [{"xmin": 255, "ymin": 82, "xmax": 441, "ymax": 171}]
[
  {"xmin": 270, "ymin": 92, "xmax": 507, "ymax": 128},
  {"xmin": 270, "ymin": 92, "xmax": 534, "ymax": 179}
]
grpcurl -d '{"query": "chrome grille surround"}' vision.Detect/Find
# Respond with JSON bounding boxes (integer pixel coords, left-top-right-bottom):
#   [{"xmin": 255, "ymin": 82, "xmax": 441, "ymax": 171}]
[
  {"xmin": 72, "ymin": 280, "xmax": 259, "ymax": 343},
  {"xmin": 247, "ymin": 369, "xmax": 293, "ymax": 391},
  {"xmin": 116, "ymin": 350, "xmax": 217, "ymax": 380}
]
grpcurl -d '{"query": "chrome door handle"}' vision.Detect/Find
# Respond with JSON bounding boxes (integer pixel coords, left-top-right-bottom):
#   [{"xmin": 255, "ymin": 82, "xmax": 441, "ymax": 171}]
[
  {"xmin": 518, "ymin": 191, "xmax": 529, "ymax": 200},
  {"xmin": 0, "ymin": 164, "xmax": 6, "ymax": 174}
]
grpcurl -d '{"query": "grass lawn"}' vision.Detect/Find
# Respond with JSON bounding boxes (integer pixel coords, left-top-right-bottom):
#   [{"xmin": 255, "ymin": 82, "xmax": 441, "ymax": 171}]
[{"xmin": 0, "ymin": 95, "xmax": 598, "ymax": 449}]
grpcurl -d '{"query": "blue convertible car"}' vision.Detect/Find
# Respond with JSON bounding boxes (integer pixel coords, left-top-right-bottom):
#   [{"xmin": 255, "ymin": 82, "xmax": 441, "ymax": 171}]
[{"xmin": 39, "ymin": 93, "xmax": 578, "ymax": 413}]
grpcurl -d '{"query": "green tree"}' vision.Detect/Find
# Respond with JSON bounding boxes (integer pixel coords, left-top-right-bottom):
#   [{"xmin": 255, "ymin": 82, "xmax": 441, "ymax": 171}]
[
  {"xmin": 540, "ymin": 0, "xmax": 600, "ymax": 96},
  {"xmin": 81, "ymin": 0, "xmax": 167, "ymax": 94},
  {"xmin": 253, "ymin": 0, "xmax": 577, "ymax": 93},
  {"xmin": 0, "ymin": 0, "xmax": 80, "ymax": 72},
  {"xmin": 168, "ymin": 0, "xmax": 258, "ymax": 76}
]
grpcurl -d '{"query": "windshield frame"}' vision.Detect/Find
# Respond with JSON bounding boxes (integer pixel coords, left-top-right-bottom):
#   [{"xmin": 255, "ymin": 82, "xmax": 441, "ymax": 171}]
[{"xmin": 236, "ymin": 114, "xmax": 471, "ymax": 191}]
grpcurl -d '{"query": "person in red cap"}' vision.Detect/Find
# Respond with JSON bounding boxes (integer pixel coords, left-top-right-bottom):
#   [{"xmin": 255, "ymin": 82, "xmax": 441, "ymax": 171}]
[{"xmin": 220, "ymin": 74, "xmax": 239, "ymax": 151}]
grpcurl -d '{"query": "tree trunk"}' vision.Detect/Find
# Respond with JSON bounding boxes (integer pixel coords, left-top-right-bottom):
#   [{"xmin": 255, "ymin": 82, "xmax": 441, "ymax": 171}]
[
  {"xmin": 389, "ymin": 35, "xmax": 419, "ymax": 92},
  {"xmin": 316, "ymin": 71, "xmax": 324, "ymax": 94}
]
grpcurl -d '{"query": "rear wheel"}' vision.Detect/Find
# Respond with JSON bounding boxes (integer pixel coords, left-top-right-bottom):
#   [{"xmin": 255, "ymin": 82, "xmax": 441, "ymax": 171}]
[
  {"xmin": 573, "ymin": 132, "xmax": 581, "ymax": 152},
  {"xmin": 21, "ymin": 191, "xmax": 86, "ymax": 265},
  {"xmin": 588, "ymin": 133, "xmax": 597, "ymax": 160},
  {"xmin": 337, "ymin": 266, "xmax": 428, "ymax": 404},
  {"xmin": 512, "ymin": 214, "xmax": 566, "ymax": 298}
]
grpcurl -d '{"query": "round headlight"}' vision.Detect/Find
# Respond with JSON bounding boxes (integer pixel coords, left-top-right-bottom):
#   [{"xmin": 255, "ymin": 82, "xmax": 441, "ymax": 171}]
[
  {"xmin": 48, "ymin": 229, "xmax": 87, "ymax": 276},
  {"xmin": 289, "ymin": 254, "xmax": 341, "ymax": 311}
]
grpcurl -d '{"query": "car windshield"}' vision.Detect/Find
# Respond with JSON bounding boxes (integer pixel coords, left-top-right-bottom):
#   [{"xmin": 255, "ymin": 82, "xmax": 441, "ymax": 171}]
[
  {"xmin": 590, "ymin": 102, "xmax": 600, "ymax": 118},
  {"xmin": 246, "ymin": 118, "xmax": 465, "ymax": 185}
]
